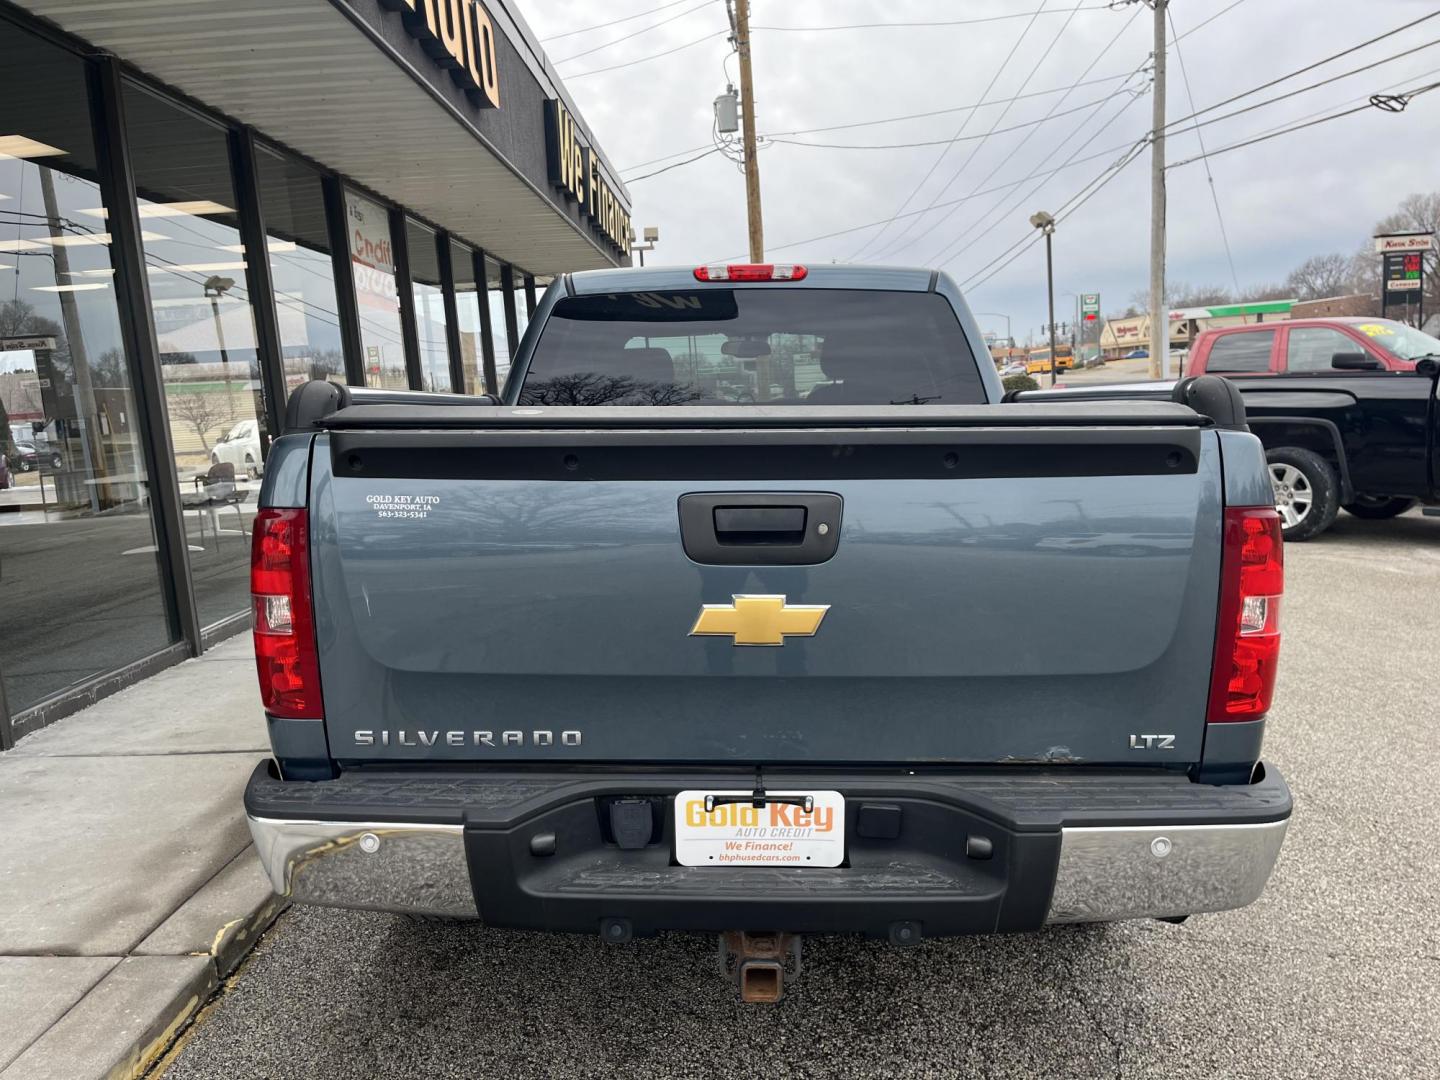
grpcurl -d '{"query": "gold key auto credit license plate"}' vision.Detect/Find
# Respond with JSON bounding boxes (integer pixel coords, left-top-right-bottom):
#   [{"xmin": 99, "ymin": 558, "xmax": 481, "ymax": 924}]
[{"xmin": 673, "ymin": 790, "xmax": 845, "ymax": 867}]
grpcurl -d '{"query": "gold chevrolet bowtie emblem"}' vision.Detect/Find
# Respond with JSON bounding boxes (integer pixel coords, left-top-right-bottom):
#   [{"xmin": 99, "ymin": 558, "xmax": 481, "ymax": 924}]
[{"xmin": 689, "ymin": 594, "xmax": 830, "ymax": 647}]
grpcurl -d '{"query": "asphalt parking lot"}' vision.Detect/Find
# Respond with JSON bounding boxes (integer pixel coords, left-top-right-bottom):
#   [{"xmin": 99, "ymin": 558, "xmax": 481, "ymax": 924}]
[{"xmin": 161, "ymin": 510, "xmax": 1440, "ymax": 1080}]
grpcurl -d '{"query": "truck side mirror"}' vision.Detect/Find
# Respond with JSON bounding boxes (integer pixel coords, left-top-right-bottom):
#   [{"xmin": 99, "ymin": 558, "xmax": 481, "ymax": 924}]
[{"xmin": 1331, "ymin": 351, "xmax": 1381, "ymax": 370}]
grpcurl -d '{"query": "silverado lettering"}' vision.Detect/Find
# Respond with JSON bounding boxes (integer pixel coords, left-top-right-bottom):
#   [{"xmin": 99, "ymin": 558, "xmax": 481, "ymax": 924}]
[{"xmin": 353, "ymin": 730, "xmax": 582, "ymax": 747}]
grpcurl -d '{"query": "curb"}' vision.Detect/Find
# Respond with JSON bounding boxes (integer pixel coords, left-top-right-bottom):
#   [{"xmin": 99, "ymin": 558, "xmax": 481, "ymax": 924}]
[{"xmin": 0, "ymin": 849, "xmax": 288, "ymax": 1080}]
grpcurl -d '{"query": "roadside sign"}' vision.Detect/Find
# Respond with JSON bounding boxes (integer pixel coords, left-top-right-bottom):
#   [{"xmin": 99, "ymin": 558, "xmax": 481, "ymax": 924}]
[
  {"xmin": 1385, "ymin": 252, "xmax": 1423, "ymax": 292},
  {"xmin": 1081, "ymin": 293, "xmax": 1100, "ymax": 321},
  {"xmin": 1373, "ymin": 232, "xmax": 1434, "ymax": 253},
  {"xmin": 0, "ymin": 336, "xmax": 57, "ymax": 352}
]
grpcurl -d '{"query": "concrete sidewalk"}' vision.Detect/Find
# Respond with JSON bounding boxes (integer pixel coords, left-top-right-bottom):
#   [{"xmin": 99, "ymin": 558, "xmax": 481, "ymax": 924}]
[{"xmin": 0, "ymin": 636, "xmax": 282, "ymax": 1080}]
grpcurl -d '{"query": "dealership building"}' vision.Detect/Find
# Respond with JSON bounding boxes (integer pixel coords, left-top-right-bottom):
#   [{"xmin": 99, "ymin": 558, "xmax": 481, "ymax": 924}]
[{"xmin": 0, "ymin": 0, "xmax": 631, "ymax": 744}]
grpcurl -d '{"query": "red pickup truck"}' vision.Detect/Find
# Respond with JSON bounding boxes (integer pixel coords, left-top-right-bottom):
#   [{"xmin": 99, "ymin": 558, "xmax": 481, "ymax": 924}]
[{"xmin": 1185, "ymin": 317, "xmax": 1427, "ymax": 376}]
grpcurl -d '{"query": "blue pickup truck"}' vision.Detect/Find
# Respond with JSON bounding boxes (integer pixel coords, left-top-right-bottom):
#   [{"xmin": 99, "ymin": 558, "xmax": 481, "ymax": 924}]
[{"xmin": 244, "ymin": 264, "xmax": 1290, "ymax": 1000}]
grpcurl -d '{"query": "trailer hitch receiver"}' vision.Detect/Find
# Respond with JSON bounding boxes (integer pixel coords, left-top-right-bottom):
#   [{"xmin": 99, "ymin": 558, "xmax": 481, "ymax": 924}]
[{"xmin": 718, "ymin": 931, "xmax": 802, "ymax": 1002}]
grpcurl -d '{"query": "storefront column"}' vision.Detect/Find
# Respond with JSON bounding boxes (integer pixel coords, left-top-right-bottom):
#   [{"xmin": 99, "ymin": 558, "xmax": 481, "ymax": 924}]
[
  {"xmin": 88, "ymin": 56, "xmax": 202, "ymax": 656},
  {"xmin": 473, "ymin": 249, "xmax": 499, "ymax": 394},
  {"xmin": 436, "ymin": 232, "xmax": 466, "ymax": 394},
  {"xmin": 389, "ymin": 207, "xmax": 423, "ymax": 390},
  {"xmin": 231, "ymin": 127, "xmax": 287, "ymax": 442},
  {"xmin": 500, "ymin": 262, "xmax": 520, "ymax": 361},
  {"xmin": 524, "ymin": 274, "xmax": 538, "ymax": 317},
  {"xmin": 322, "ymin": 175, "xmax": 366, "ymax": 386}
]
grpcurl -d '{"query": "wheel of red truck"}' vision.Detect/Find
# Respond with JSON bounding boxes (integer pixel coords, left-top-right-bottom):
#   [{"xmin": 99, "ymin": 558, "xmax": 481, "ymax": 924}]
[
  {"xmin": 1341, "ymin": 495, "xmax": 1416, "ymax": 520},
  {"xmin": 1267, "ymin": 448, "xmax": 1338, "ymax": 540}
]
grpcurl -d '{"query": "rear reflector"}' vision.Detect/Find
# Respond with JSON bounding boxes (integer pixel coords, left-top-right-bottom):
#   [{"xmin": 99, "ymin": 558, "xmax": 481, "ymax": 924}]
[
  {"xmin": 251, "ymin": 507, "xmax": 324, "ymax": 719},
  {"xmin": 694, "ymin": 263, "xmax": 808, "ymax": 282},
  {"xmin": 1207, "ymin": 506, "xmax": 1283, "ymax": 722}
]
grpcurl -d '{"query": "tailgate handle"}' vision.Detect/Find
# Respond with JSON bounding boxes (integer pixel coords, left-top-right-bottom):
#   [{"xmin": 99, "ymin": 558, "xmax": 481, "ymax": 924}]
[
  {"xmin": 679, "ymin": 492, "xmax": 843, "ymax": 565},
  {"xmin": 713, "ymin": 506, "xmax": 806, "ymax": 545}
]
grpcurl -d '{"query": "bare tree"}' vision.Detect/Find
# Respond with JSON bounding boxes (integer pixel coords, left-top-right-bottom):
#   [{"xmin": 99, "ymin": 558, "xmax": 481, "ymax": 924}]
[
  {"xmin": 1285, "ymin": 253, "xmax": 1359, "ymax": 301},
  {"xmin": 169, "ymin": 390, "xmax": 225, "ymax": 451},
  {"xmin": 518, "ymin": 372, "xmax": 702, "ymax": 406}
]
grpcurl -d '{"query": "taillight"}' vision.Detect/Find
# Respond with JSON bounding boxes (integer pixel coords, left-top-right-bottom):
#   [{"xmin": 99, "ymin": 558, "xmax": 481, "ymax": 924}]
[
  {"xmin": 251, "ymin": 507, "xmax": 324, "ymax": 719},
  {"xmin": 1207, "ymin": 506, "xmax": 1283, "ymax": 722},
  {"xmin": 694, "ymin": 263, "xmax": 808, "ymax": 282}
]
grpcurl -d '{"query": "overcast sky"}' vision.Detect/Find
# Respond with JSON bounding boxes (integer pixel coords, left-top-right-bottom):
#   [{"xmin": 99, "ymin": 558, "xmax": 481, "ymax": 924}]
[{"xmin": 522, "ymin": 0, "xmax": 1440, "ymax": 342}]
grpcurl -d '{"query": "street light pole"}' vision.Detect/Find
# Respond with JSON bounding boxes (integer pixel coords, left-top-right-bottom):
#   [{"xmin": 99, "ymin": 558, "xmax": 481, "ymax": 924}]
[
  {"xmin": 629, "ymin": 225, "xmax": 660, "ymax": 267},
  {"xmin": 1031, "ymin": 211, "xmax": 1058, "ymax": 387}
]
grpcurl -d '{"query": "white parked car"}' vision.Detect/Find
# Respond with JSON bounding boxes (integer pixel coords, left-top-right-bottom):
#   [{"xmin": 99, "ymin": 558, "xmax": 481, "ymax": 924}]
[{"xmin": 211, "ymin": 419, "xmax": 263, "ymax": 478}]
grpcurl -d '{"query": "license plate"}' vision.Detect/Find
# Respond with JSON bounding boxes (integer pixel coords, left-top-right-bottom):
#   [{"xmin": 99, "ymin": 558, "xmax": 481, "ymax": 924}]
[{"xmin": 673, "ymin": 790, "xmax": 845, "ymax": 867}]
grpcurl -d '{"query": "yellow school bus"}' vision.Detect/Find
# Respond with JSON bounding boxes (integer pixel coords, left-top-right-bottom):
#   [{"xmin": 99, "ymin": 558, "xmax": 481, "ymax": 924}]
[{"xmin": 1026, "ymin": 345, "xmax": 1075, "ymax": 375}]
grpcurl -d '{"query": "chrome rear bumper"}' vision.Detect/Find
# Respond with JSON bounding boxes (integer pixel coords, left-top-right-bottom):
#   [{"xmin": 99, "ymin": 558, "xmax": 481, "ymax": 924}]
[
  {"xmin": 1045, "ymin": 819, "xmax": 1288, "ymax": 923},
  {"xmin": 247, "ymin": 813, "xmax": 1288, "ymax": 928},
  {"xmin": 248, "ymin": 817, "xmax": 477, "ymax": 919}
]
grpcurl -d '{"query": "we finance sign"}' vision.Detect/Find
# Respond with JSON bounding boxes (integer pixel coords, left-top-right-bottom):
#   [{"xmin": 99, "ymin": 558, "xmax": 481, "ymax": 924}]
[{"xmin": 544, "ymin": 99, "xmax": 632, "ymax": 256}]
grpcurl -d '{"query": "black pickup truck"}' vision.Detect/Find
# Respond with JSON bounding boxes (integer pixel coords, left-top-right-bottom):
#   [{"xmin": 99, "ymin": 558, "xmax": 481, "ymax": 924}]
[
  {"xmin": 1049, "ymin": 318, "xmax": 1440, "ymax": 539},
  {"xmin": 1185, "ymin": 318, "xmax": 1440, "ymax": 539}
]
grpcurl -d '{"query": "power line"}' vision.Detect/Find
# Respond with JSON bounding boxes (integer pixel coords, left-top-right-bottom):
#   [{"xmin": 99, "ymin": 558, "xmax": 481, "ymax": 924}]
[
  {"xmin": 849, "ymin": 1, "xmax": 1052, "ymax": 261},
  {"xmin": 750, "ymin": 6, "xmax": 1110, "ymax": 32},
  {"xmin": 1168, "ymin": 4, "xmax": 1239, "ymax": 294},
  {"xmin": 622, "ymin": 72, "xmax": 1140, "ymax": 171},
  {"xmin": 723, "ymin": 130, "xmax": 1149, "ymax": 259},
  {"xmin": 915, "ymin": 2, "xmax": 1145, "ymax": 267},
  {"xmin": 959, "ymin": 140, "xmax": 1149, "ymax": 291},
  {"xmin": 625, "ymin": 146, "xmax": 726, "ymax": 182},
  {"xmin": 1172, "ymin": 0, "xmax": 1248, "ymax": 43},
  {"xmin": 540, "ymin": 0, "xmax": 692, "ymax": 42},
  {"xmin": 766, "ymin": 91, "xmax": 1138, "ymax": 150},
  {"xmin": 767, "ymin": 72, "xmax": 1138, "ymax": 136},
  {"xmin": 963, "ymin": 71, "xmax": 1440, "ymax": 295},
  {"xmin": 1167, "ymin": 77, "xmax": 1440, "ymax": 169},
  {"xmin": 564, "ymin": 29, "xmax": 729, "ymax": 79},
  {"xmin": 552, "ymin": 0, "xmax": 716, "ymax": 64},
  {"xmin": 869, "ymin": 0, "xmax": 1092, "ymax": 263},
  {"xmin": 1167, "ymin": 8, "xmax": 1440, "ymax": 126},
  {"xmin": 620, "ymin": 141, "xmax": 718, "ymax": 173},
  {"xmin": 1163, "ymin": 35, "xmax": 1440, "ymax": 139},
  {"xmin": 934, "ymin": 82, "xmax": 1150, "ymax": 273}
]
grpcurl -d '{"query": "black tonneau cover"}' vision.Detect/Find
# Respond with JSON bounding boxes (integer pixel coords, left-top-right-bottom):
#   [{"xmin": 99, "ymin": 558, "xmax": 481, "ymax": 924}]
[{"xmin": 315, "ymin": 401, "xmax": 1206, "ymax": 431}]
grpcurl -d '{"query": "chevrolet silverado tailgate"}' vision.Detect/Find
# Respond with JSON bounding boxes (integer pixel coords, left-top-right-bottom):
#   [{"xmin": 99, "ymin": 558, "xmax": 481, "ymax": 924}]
[{"xmin": 307, "ymin": 403, "xmax": 1221, "ymax": 765}]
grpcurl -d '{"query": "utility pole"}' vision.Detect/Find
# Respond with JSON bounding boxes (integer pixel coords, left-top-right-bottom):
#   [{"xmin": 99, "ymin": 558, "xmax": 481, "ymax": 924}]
[
  {"xmin": 731, "ymin": 0, "xmax": 764, "ymax": 261},
  {"xmin": 1148, "ymin": 0, "xmax": 1168, "ymax": 380}
]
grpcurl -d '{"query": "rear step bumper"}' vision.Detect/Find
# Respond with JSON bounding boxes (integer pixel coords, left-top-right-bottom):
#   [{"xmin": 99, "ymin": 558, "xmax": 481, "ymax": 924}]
[{"xmin": 244, "ymin": 762, "xmax": 1290, "ymax": 937}]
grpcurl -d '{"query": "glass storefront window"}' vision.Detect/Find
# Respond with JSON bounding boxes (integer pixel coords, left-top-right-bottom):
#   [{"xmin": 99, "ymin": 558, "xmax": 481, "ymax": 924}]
[
  {"xmin": 345, "ymin": 190, "xmax": 406, "ymax": 389},
  {"xmin": 450, "ymin": 241, "xmax": 485, "ymax": 395},
  {"xmin": 122, "ymin": 80, "xmax": 266, "ymax": 629},
  {"xmin": 255, "ymin": 148, "xmax": 346, "ymax": 390},
  {"xmin": 486, "ymin": 257, "xmax": 513, "ymax": 389},
  {"xmin": 0, "ymin": 32, "xmax": 175, "ymax": 711},
  {"xmin": 514, "ymin": 269, "xmax": 531, "ymax": 345},
  {"xmin": 405, "ymin": 219, "xmax": 450, "ymax": 392}
]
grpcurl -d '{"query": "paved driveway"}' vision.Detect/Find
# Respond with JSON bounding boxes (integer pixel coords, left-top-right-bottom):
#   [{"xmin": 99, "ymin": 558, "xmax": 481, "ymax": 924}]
[{"xmin": 162, "ymin": 511, "xmax": 1440, "ymax": 1080}]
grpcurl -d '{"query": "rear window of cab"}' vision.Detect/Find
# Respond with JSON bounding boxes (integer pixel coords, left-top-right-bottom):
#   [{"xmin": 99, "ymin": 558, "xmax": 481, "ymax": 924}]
[{"xmin": 516, "ymin": 288, "xmax": 984, "ymax": 406}]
